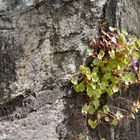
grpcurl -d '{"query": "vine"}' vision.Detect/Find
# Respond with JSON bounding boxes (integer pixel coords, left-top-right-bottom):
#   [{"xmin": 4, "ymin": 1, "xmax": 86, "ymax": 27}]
[{"xmin": 71, "ymin": 20, "xmax": 140, "ymax": 139}]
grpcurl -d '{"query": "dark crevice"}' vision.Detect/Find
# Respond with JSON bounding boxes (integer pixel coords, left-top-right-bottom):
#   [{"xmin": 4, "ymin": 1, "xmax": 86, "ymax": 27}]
[
  {"xmin": 0, "ymin": 34, "xmax": 23, "ymax": 103},
  {"xmin": 102, "ymin": 2, "xmax": 107, "ymax": 19},
  {"xmin": 102, "ymin": 0, "xmax": 118, "ymax": 26},
  {"xmin": 0, "ymin": 90, "xmax": 37, "ymax": 120}
]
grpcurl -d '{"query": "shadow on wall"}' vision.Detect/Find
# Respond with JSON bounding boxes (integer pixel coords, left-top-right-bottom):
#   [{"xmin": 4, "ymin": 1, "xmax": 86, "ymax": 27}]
[
  {"xmin": 61, "ymin": 62, "xmax": 140, "ymax": 140},
  {"xmin": 0, "ymin": 94, "xmax": 24, "ymax": 119},
  {"xmin": 0, "ymin": 32, "xmax": 23, "ymax": 104},
  {"xmin": 60, "ymin": 82, "xmax": 112, "ymax": 140}
]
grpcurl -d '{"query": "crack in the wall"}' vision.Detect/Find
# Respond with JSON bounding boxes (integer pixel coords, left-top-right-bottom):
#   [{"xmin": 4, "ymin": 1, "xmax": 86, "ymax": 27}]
[{"xmin": 102, "ymin": 0, "xmax": 118, "ymax": 26}]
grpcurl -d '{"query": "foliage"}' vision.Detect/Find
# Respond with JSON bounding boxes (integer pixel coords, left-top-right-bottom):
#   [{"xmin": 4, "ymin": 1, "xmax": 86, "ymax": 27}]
[{"xmin": 71, "ymin": 21, "xmax": 140, "ymax": 139}]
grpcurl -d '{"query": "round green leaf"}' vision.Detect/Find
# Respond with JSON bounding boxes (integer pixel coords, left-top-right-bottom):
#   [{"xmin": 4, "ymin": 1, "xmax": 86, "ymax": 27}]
[
  {"xmin": 88, "ymin": 119, "xmax": 97, "ymax": 129},
  {"xmin": 82, "ymin": 103, "xmax": 89, "ymax": 113}
]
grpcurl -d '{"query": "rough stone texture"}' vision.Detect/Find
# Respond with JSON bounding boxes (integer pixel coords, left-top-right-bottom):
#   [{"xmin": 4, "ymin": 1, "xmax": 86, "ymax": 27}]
[
  {"xmin": 0, "ymin": 0, "xmax": 107, "ymax": 140},
  {"xmin": 116, "ymin": 0, "xmax": 140, "ymax": 37},
  {"xmin": 0, "ymin": 0, "xmax": 140, "ymax": 140}
]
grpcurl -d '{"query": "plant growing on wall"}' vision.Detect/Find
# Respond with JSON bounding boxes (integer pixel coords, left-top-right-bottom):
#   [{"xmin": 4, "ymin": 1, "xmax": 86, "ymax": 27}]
[{"xmin": 71, "ymin": 20, "xmax": 140, "ymax": 139}]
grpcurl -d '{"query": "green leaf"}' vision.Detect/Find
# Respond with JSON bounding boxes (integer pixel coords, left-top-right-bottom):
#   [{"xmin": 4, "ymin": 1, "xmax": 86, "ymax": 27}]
[
  {"xmin": 129, "ymin": 44, "xmax": 138, "ymax": 51},
  {"xmin": 103, "ymin": 105, "xmax": 110, "ymax": 114},
  {"xmin": 129, "ymin": 73, "xmax": 136, "ymax": 82},
  {"xmin": 86, "ymin": 74, "xmax": 92, "ymax": 81},
  {"xmin": 110, "ymin": 76, "xmax": 119, "ymax": 84},
  {"xmin": 93, "ymin": 59, "xmax": 101, "ymax": 66},
  {"xmin": 88, "ymin": 105, "xmax": 96, "ymax": 114},
  {"xmin": 78, "ymin": 82, "xmax": 85, "ymax": 92},
  {"xmin": 80, "ymin": 65, "xmax": 90, "ymax": 75},
  {"xmin": 87, "ymin": 48, "xmax": 93, "ymax": 56},
  {"xmin": 109, "ymin": 50, "xmax": 115, "ymax": 58},
  {"xmin": 91, "ymin": 84, "xmax": 96, "ymax": 89},
  {"xmin": 97, "ymin": 110, "xmax": 104, "ymax": 119},
  {"xmin": 98, "ymin": 50, "xmax": 105, "ymax": 59},
  {"xmin": 117, "ymin": 65, "xmax": 121, "ymax": 70},
  {"xmin": 97, "ymin": 112, "xmax": 102, "ymax": 119},
  {"xmin": 115, "ymin": 111, "xmax": 124, "ymax": 120},
  {"xmin": 130, "ymin": 113, "xmax": 135, "ymax": 119},
  {"xmin": 93, "ymin": 100, "xmax": 100, "ymax": 109},
  {"xmin": 74, "ymin": 82, "xmax": 85, "ymax": 92},
  {"xmin": 93, "ymin": 67, "xmax": 99, "ymax": 73},
  {"xmin": 118, "ymin": 33, "xmax": 126, "ymax": 44},
  {"xmin": 112, "ymin": 85, "xmax": 119, "ymax": 93},
  {"xmin": 86, "ymin": 85, "xmax": 95, "ymax": 97},
  {"xmin": 92, "ymin": 74, "xmax": 99, "ymax": 82},
  {"xmin": 133, "ymin": 51, "xmax": 139, "ymax": 60},
  {"xmin": 107, "ymin": 58, "xmax": 118, "ymax": 71},
  {"xmin": 103, "ymin": 73, "xmax": 111, "ymax": 80},
  {"xmin": 112, "ymin": 118, "xmax": 118, "ymax": 126},
  {"xmin": 96, "ymin": 34, "xmax": 99, "ymax": 39},
  {"xmin": 104, "ymin": 117, "xmax": 110, "ymax": 122},
  {"xmin": 106, "ymin": 64, "xmax": 114, "ymax": 71},
  {"xmin": 79, "ymin": 133, "xmax": 85, "ymax": 140},
  {"xmin": 106, "ymin": 88, "xmax": 113, "ymax": 96},
  {"xmin": 88, "ymin": 119, "xmax": 97, "ymax": 129},
  {"xmin": 109, "ymin": 26, "xmax": 116, "ymax": 32},
  {"xmin": 82, "ymin": 103, "xmax": 89, "ymax": 113},
  {"xmin": 71, "ymin": 76, "xmax": 78, "ymax": 85},
  {"xmin": 94, "ymin": 89, "xmax": 102, "ymax": 99},
  {"xmin": 123, "ymin": 72, "xmax": 136, "ymax": 84},
  {"xmin": 136, "ymin": 39, "xmax": 140, "ymax": 46},
  {"xmin": 74, "ymin": 84, "xmax": 79, "ymax": 92},
  {"xmin": 122, "ymin": 29, "xmax": 128, "ymax": 35},
  {"xmin": 99, "ymin": 81, "xmax": 108, "ymax": 90}
]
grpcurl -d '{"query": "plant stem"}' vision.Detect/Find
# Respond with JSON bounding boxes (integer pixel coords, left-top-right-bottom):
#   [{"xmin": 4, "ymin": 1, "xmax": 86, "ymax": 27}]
[
  {"xmin": 83, "ymin": 114, "xmax": 89, "ymax": 140},
  {"xmin": 97, "ymin": 125, "xmax": 102, "ymax": 140},
  {"xmin": 108, "ymin": 111, "xmax": 116, "ymax": 118},
  {"xmin": 109, "ymin": 105, "xmax": 128, "ymax": 114},
  {"xmin": 117, "ymin": 97, "xmax": 133, "ymax": 104}
]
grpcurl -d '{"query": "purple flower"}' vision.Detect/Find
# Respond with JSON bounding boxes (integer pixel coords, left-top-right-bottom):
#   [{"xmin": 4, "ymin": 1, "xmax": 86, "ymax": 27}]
[
  {"xmin": 126, "ymin": 35, "xmax": 131, "ymax": 41},
  {"xmin": 131, "ymin": 58, "xmax": 138, "ymax": 71},
  {"xmin": 132, "ymin": 65, "xmax": 138, "ymax": 71},
  {"xmin": 132, "ymin": 58, "xmax": 137, "ymax": 64}
]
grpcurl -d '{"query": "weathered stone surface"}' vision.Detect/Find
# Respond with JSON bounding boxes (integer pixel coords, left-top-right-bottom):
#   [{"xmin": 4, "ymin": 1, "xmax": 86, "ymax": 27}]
[
  {"xmin": 0, "ymin": 0, "xmax": 107, "ymax": 139},
  {"xmin": 116, "ymin": 0, "xmax": 140, "ymax": 36},
  {"xmin": 0, "ymin": 0, "xmax": 140, "ymax": 140}
]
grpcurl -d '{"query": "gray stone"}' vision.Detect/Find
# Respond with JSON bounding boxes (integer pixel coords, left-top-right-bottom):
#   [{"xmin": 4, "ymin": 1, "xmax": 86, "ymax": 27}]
[{"xmin": 0, "ymin": 0, "xmax": 140, "ymax": 140}]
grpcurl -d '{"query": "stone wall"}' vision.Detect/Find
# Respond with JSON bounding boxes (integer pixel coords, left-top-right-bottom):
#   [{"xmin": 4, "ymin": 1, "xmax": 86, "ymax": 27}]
[{"xmin": 0, "ymin": 0, "xmax": 139, "ymax": 140}]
